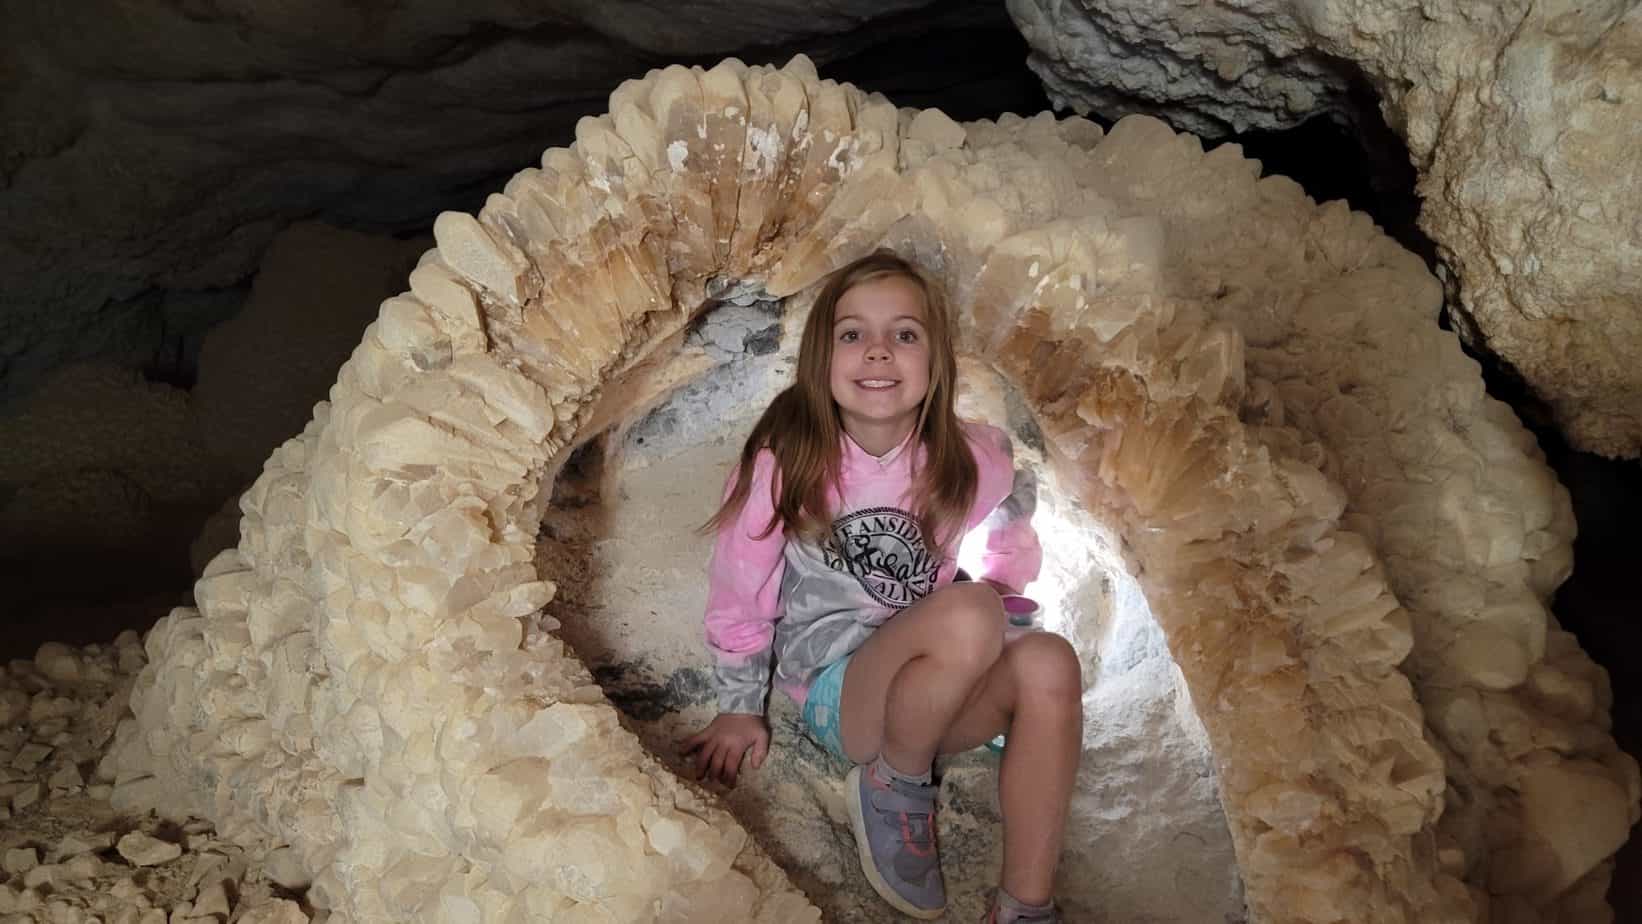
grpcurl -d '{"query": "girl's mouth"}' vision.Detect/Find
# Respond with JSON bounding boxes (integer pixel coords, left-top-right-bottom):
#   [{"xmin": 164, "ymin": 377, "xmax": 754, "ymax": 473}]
[{"xmin": 855, "ymin": 379, "xmax": 899, "ymax": 390}]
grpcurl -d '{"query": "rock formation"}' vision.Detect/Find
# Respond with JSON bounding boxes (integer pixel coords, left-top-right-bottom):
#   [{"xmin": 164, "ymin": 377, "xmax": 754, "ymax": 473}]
[
  {"xmin": 1008, "ymin": 0, "xmax": 1642, "ymax": 459},
  {"xmin": 106, "ymin": 55, "xmax": 1636, "ymax": 923}
]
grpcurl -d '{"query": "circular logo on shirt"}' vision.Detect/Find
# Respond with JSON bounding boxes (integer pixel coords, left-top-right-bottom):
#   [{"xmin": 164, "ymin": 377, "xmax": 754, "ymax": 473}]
[{"xmin": 822, "ymin": 507, "xmax": 941, "ymax": 608}]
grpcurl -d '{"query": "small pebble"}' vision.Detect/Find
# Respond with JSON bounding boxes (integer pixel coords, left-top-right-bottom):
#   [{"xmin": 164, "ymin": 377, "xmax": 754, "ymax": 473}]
[
  {"xmin": 60, "ymin": 855, "xmax": 100, "ymax": 881},
  {"xmin": 115, "ymin": 832, "xmax": 181, "ymax": 867},
  {"xmin": 28, "ymin": 696, "xmax": 75, "ymax": 724},
  {"xmin": 2, "ymin": 883, "xmax": 41, "ymax": 912},
  {"xmin": 33, "ymin": 643, "xmax": 82, "ymax": 686},
  {"xmin": 5, "ymin": 660, "xmax": 45, "ymax": 693},
  {"xmin": 262, "ymin": 847, "xmax": 309, "ymax": 890},
  {"xmin": 48, "ymin": 763, "xmax": 83, "ymax": 791},
  {"xmin": 192, "ymin": 882, "xmax": 230, "ymax": 918},
  {"xmin": 0, "ymin": 691, "xmax": 29, "ymax": 726},
  {"xmin": 11, "ymin": 782, "xmax": 42, "ymax": 813},
  {"xmin": 22, "ymin": 862, "xmax": 61, "ymax": 889},
  {"xmin": 11, "ymin": 744, "xmax": 51, "ymax": 772},
  {"xmin": 2, "ymin": 848, "xmax": 37, "ymax": 876},
  {"xmin": 49, "ymin": 833, "xmax": 113, "ymax": 863}
]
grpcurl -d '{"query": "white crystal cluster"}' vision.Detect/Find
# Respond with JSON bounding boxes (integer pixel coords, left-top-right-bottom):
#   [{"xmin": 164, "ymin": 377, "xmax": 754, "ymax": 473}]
[{"xmin": 108, "ymin": 55, "xmax": 1635, "ymax": 923}]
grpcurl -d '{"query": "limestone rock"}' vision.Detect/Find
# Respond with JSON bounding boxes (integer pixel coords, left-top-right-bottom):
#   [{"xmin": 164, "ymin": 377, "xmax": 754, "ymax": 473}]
[
  {"xmin": 1007, "ymin": 0, "xmax": 1642, "ymax": 458},
  {"xmin": 48, "ymin": 834, "xmax": 113, "ymax": 864},
  {"xmin": 115, "ymin": 833, "xmax": 180, "ymax": 868},
  {"xmin": 2, "ymin": 848, "xmax": 37, "ymax": 877},
  {"xmin": 33, "ymin": 644, "xmax": 82, "ymax": 686}
]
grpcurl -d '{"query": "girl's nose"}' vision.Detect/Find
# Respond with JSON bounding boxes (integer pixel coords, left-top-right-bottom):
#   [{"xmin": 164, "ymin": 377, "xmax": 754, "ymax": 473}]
[{"xmin": 865, "ymin": 339, "xmax": 892, "ymax": 361}]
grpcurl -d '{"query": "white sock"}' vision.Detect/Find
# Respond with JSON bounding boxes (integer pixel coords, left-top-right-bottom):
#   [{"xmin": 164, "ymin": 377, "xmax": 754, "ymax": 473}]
[
  {"xmin": 994, "ymin": 887, "xmax": 1055, "ymax": 922},
  {"xmin": 869, "ymin": 753, "xmax": 931, "ymax": 786}
]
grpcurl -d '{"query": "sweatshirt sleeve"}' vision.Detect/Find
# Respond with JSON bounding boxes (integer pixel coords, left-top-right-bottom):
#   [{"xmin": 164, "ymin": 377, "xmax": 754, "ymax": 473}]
[
  {"xmin": 969, "ymin": 428, "xmax": 1044, "ymax": 595},
  {"xmin": 703, "ymin": 449, "xmax": 787, "ymax": 715}
]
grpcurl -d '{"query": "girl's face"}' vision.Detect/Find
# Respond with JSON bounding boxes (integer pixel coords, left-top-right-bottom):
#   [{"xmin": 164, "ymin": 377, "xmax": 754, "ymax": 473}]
[{"xmin": 827, "ymin": 275, "xmax": 932, "ymax": 447}]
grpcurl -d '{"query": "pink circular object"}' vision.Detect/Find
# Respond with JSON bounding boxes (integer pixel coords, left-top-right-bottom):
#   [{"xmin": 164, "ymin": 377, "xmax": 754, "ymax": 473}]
[{"xmin": 1000, "ymin": 594, "xmax": 1041, "ymax": 626}]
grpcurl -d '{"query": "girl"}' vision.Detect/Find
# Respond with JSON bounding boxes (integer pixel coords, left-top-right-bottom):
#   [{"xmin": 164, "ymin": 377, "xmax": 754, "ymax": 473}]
[{"xmin": 681, "ymin": 250, "xmax": 1083, "ymax": 923}]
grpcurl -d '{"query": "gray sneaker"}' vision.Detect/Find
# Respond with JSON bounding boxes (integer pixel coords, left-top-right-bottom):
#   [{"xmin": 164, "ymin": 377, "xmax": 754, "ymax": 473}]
[{"xmin": 845, "ymin": 764, "xmax": 945, "ymax": 919}]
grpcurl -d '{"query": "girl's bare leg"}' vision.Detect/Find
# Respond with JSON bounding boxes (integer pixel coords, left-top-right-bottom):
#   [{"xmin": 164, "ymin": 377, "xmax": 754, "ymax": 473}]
[
  {"xmin": 838, "ymin": 582, "xmax": 1005, "ymax": 774},
  {"xmin": 838, "ymin": 586, "xmax": 1084, "ymax": 904},
  {"xmin": 938, "ymin": 632, "xmax": 1083, "ymax": 905}
]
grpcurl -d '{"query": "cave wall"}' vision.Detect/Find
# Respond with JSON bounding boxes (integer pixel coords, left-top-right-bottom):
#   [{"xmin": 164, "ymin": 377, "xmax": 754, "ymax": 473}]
[{"xmin": 0, "ymin": 0, "xmax": 1028, "ymax": 406}]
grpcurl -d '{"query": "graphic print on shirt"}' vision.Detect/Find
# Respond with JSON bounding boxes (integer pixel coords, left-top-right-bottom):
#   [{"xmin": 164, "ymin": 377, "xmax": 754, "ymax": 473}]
[{"xmin": 822, "ymin": 506, "xmax": 941, "ymax": 608}]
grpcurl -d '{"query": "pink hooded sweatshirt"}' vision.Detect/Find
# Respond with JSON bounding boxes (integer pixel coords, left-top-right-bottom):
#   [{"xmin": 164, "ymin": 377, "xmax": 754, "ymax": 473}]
[{"xmin": 704, "ymin": 421, "xmax": 1042, "ymax": 715}]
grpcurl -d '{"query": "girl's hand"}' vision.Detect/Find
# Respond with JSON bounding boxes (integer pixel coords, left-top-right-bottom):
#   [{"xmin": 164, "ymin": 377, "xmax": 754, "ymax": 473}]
[{"xmin": 680, "ymin": 713, "xmax": 770, "ymax": 787}]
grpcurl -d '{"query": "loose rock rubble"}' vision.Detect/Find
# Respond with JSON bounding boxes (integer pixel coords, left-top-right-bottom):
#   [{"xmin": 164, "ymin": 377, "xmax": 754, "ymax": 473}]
[{"xmin": 0, "ymin": 636, "xmax": 309, "ymax": 923}]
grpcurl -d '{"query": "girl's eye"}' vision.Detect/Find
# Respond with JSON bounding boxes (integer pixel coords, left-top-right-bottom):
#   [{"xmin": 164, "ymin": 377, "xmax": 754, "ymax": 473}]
[
  {"xmin": 896, "ymin": 329, "xmax": 920, "ymax": 343},
  {"xmin": 839, "ymin": 330, "xmax": 859, "ymax": 343}
]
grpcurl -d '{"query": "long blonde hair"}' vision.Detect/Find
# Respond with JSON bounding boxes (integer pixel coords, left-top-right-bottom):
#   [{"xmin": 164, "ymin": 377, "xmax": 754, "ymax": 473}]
[{"xmin": 704, "ymin": 250, "xmax": 977, "ymax": 555}]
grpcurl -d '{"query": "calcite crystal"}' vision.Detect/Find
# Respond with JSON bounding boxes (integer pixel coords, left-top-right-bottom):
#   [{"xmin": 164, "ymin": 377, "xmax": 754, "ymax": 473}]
[
  {"xmin": 111, "ymin": 56, "xmax": 1636, "ymax": 922},
  {"xmin": 1008, "ymin": 0, "xmax": 1642, "ymax": 459}
]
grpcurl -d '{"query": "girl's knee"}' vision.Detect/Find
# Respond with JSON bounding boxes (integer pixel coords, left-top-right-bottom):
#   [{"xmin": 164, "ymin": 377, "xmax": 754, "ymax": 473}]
[
  {"xmin": 927, "ymin": 581, "xmax": 1004, "ymax": 667},
  {"xmin": 1010, "ymin": 632, "xmax": 1083, "ymax": 704}
]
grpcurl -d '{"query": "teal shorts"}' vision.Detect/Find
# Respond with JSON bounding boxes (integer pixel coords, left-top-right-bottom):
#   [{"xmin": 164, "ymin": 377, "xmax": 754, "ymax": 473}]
[{"xmin": 800, "ymin": 655, "xmax": 853, "ymax": 762}]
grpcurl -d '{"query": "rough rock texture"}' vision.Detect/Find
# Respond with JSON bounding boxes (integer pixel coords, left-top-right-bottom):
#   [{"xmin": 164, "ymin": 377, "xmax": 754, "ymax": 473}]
[
  {"xmin": 105, "ymin": 56, "xmax": 1636, "ymax": 923},
  {"xmin": 530, "ymin": 347, "xmax": 1245, "ymax": 922},
  {"xmin": 1008, "ymin": 0, "xmax": 1642, "ymax": 459},
  {"xmin": 0, "ymin": 0, "xmax": 1021, "ymax": 406}
]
